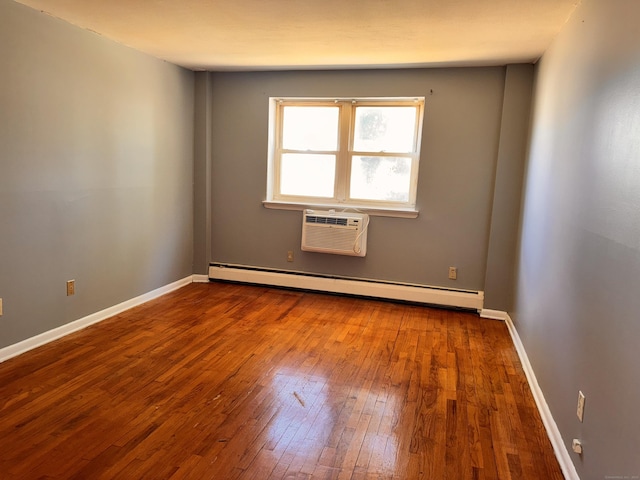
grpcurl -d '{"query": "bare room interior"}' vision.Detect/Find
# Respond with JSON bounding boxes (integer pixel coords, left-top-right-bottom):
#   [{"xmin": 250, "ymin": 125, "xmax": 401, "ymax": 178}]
[{"xmin": 1, "ymin": 0, "xmax": 639, "ymax": 478}]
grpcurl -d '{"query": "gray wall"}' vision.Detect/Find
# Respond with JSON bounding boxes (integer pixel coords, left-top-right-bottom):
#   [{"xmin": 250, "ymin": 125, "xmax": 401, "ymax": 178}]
[
  {"xmin": 484, "ymin": 65, "xmax": 534, "ymax": 310},
  {"xmin": 193, "ymin": 72, "xmax": 213, "ymax": 274},
  {"xmin": 0, "ymin": 0, "xmax": 194, "ymax": 349},
  {"xmin": 208, "ymin": 67, "xmax": 532, "ymax": 296},
  {"xmin": 513, "ymin": 0, "xmax": 640, "ymax": 478}
]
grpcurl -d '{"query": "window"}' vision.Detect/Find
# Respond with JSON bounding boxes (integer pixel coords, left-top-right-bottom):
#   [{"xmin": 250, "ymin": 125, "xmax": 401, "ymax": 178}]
[{"xmin": 266, "ymin": 98, "xmax": 424, "ymax": 215}]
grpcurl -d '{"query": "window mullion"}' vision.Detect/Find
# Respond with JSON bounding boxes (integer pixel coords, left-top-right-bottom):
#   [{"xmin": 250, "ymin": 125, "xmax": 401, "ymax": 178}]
[
  {"xmin": 335, "ymin": 103, "xmax": 352, "ymax": 202},
  {"xmin": 281, "ymin": 149, "xmax": 337, "ymax": 155}
]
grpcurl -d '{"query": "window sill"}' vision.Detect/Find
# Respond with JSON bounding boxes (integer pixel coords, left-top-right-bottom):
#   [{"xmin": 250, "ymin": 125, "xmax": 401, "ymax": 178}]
[{"xmin": 262, "ymin": 200, "xmax": 419, "ymax": 218}]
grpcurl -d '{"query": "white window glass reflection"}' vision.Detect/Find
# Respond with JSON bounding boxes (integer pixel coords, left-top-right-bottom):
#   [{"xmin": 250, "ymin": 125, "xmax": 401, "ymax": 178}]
[
  {"xmin": 353, "ymin": 107, "xmax": 417, "ymax": 153},
  {"xmin": 282, "ymin": 106, "xmax": 339, "ymax": 151},
  {"xmin": 281, "ymin": 154, "xmax": 336, "ymax": 198},
  {"xmin": 350, "ymin": 156, "xmax": 411, "ymax": 202}
]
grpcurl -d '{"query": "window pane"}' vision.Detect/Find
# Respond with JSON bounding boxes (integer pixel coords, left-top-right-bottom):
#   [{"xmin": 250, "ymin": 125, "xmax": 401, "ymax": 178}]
[
  {"xmin": 281, "ymin": 153, "xmax": 335, "ymax": 197},
  {"xmin": 282, "ymin": 106, "xmax": 339, "ymax": 151},
  {"xmin": 350, "ymin": 156, "xmax": 411, "ymax": 202},
  {"xmin": 353, "ymin": 107, "xmax": 417, "ymax": 153}
]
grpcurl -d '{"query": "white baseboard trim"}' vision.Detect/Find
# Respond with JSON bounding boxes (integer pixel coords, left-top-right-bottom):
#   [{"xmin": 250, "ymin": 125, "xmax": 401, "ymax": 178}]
[
  {"xmin": 208, "ymin": 264, "xmax": 484, "ymax": 310},
  {"xmin": 0, "ymin": 275, "xmax": 194, "ymax": 364},
  {"xmin": 504, "ymin": 313, "xmax": 580, "ymax": 480},
  {"xmin": 192, "ymin": 274, "xmax": 210, "ymax": 283}
]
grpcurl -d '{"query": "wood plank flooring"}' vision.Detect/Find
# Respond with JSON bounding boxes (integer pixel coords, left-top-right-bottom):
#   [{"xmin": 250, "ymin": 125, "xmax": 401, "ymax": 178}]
[{"xmin": 0, "ymin": 282, "xmax": 564, "ymax": 479}]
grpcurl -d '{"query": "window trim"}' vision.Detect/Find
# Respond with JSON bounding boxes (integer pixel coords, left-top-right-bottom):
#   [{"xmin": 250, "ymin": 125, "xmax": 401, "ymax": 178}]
[
  {"xmin": 262, "ymin": 199, "xmax": 419, "ymax": 218},
  {"xmin": 265, "ymin": 97, "xmax": 424, "ymax": 217}
]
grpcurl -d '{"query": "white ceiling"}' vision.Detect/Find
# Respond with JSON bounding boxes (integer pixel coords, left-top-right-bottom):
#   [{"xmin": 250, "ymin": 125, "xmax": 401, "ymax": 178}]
[{"xmin": 14, "ymin": 0, "xmax": 580, "ymax": 71}]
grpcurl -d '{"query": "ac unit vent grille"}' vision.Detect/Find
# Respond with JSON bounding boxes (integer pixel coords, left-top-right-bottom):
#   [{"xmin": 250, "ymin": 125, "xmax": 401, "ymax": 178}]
[{"xmin": 306, "ymin": 216, "xmax": 348, "ymax": 226}]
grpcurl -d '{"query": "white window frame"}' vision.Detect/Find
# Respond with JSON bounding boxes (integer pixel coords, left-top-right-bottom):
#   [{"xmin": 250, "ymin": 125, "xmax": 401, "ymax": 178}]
[{"xmin": 264, "ymin": 97, "xmax": 424, "ymax": 218}]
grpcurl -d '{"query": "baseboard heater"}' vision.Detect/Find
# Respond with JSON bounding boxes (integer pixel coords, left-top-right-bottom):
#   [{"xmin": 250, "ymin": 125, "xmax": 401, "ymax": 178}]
[{"xmin": 208, "ymin": 263, "xmax": 484, "ymax": 311}]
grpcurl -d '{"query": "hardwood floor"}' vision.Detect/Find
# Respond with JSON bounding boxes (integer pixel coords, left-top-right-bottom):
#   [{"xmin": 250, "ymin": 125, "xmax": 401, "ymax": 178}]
[{"xmin": 0, "ymin": 282, "xmax": 564, "ymax": 479}]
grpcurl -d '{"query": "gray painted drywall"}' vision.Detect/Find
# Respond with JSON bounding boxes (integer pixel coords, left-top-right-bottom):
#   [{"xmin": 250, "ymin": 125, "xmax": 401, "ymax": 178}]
[
  {"xmin": 513, "ymin": 0, "xmax": 640, "ymax": 478},
  {"xmin": 484, "ymin": 64, "xmax": 534, "ymax": 311},
  {"xmin": 193, "ymin": 72, "xmax": 213, "ymax": 274},
  {"xmin": 209, "ymin": 68, "xmax": 512, "ymax": 291},
  {"xmin": 0, "ymin": 0, "xmax": 194, "ymax": 349}
]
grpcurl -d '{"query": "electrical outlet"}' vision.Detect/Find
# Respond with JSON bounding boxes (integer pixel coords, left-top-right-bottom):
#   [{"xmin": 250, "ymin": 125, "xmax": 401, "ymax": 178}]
[
  {"xmin": 0, "ymin": 298, "xmax": 3, "ymax": 316},
  {"xmin": 577, "ymin": 391, "xmax": 586, "ymax": 422},
  {"xmin": 448, "ymin": 266, "xmax": 457, "ymax": 280},
  {"xmin": 66, "ymin": 280, "xmax": 75, "ymax": 296},
  {"xmin": 572, "ymin": 438, "xmax": 583, "ymax": 454},
  {"xmin": 287, "ymin": 250, "xmax": 294, "ymax": 262}
]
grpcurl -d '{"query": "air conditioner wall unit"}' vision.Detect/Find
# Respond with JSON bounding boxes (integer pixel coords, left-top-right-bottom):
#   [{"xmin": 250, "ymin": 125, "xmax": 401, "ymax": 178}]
[{"xmin": 301, "ymin": 209, "xmax": 369, "ymax": 257}]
